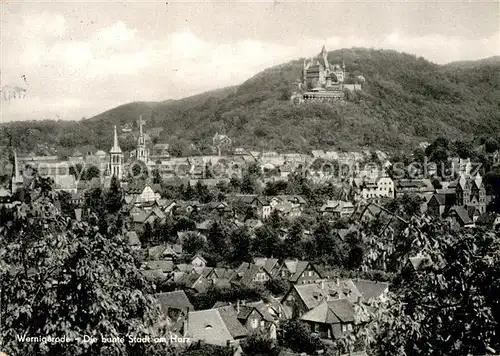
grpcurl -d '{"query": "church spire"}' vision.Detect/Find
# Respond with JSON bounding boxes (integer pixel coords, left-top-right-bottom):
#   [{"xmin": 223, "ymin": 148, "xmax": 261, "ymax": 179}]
[
  {"xmin": 136, "ymin": 115, "xmax": 148, "ymax": 163},
  {"xmin": 110, "ymin": 126, "xmax": 123, "ymax": 180},
  {"xmin": 110, "ymin": 125, "xmax": 122, "ymax": 153}
]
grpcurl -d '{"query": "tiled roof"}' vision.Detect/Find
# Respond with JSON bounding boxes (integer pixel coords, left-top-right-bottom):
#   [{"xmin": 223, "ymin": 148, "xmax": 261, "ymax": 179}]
[
  {"xmin": 140, "ymin": 269, "xmax": 168, "ymax": 280},
  {"xmin": 170, "ymin": 271, "xmax": 186, "ymax": 283},
  {"xmin": 212, "ymin": 278, "xmax": 233, "ymax": 289},
  {"xmin": 239, "ymin": 264, "xmax": 266, "ymax": 285},
  {"xmin": 409, "ymin": 255, "xmax": 432, "ymax": 270},
  {"xmin": 277, "ymin": 195, "xmax": 307, "ymax": 205},
  {"xmin": 212, "ymin": 301, "xmax": 231, "ymax": 309},
  {"xmin": 353, "ymin": 279, "xmax": 389, "ymax": 301},
  {"xmin": 216, "ymin": 306, "xmax": 249, "ymax": 339},
  {"xmin": 301, "ymin": 299, "xmax": 356, "ymax": 324},
  {"xmin": 292, "ymin": 280, "xmax": 363, "ymax": 310},
  {"xmin": 132, "ymin": 210, "xmax": 151, "ymax": 223},
  {"xmin": 214, "ymin": 268, "xmax": 237, "ymax": 280},
  {"xmin": 245, "ymin": 301, "xmax": 276, "ymax": 322},
  {"xmin": 476, "ymin": 212, "xmax": 498, "ymax": 226},
  {"xmin": 155, "ymin": 290, "xmax": 194, "ymax": 314},
  {"xmin": 54, "ymin": 175, "xmax": 77, "ymax": 190},
  {"xmin": 177, "ymin": 272, "xmax": 209, "ymax": 293},
  {"xmin": 245, "ymin": 219, "xmax": 263, "ymax": 229},
  {"xmin": 236, "ymin": 262, "xmax": 251, "ymax": 276},
  {"xmin": 284, "ymin": 260, "xmax": 299, "ymax": 274},
  {"xmin": 151, "ymin": 206, "xmax": 166, "ymax": 220},
  {"xmin": 186, "ymin": 309, "xmax": 236, "ymax": 346},
  {"xmin": 448, "ymin": 205, "xmax": 473, "ymax": 225},
  {"xmin": 144, "ymin": 260, "xmax": 174, "ymax": 272},
  {"xmin": 200, "ymin": 267, "xmax": 215, "ymax": 278},
  {"xmin": 232, "ymin": 194, "xmax": 259, "ymax": 204},
  {"xmin": 253, "ymin": 257, "xmax": 279, "ymax": 274},
  {"xmin": 177, "ymin": 272, "xmax": 202, "ymax": 288},
  {"xmin": 292, "ymin": 284, "xmax": 328, "ymax": 310},
  {"xmin": 148, "ymin": 244, "xmax": 182, "ymax": 259},
  {"xmin": 285, "ymin": 261, "xmax": 309, "ymax": 282},
  {"xmin": 175, "ymin": 264, "xmax": 194, "ymax": 273},
  {"xmin": 153, "ymin": 143, "xmax": 170, "ymax": 150},
  {"xmin": 127, "ymin": 231, "xmax": 141, "ymax": 246},
  {"xmin": 236, "ymin": 306, "xmax": 254, "ymax": 321},
  {"xmin": 431, "ymin": 193, "xmax": 446, "ymax": 206},
  {"xmin": 196, "ymin": 219, "xmax": 213, "ymax": 230},
  {"xmin": 157, "ymin": 198, "xmax": 176, "ymax": 207},
  {"xmin": 125, "ymin": 181, "xmax": 146, "ymax": 194},
  {"xmin": 192, "ymin": 254, "xmax": 207, "ymax": 264}
]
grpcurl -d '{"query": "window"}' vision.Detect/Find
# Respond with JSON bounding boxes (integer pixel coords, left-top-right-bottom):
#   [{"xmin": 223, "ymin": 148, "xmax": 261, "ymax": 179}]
[
  {"xmin": 251, "ymin": 319, "xmax": 258, "ymax": 329},
  {"xmin": 342, "ymin": 325, "xmax": 347, "ymax": 332},
  {"xmin": 260, "ymin": 320, "xmax": 265, "ymax": 328},
  {"xmin": 348, "ymin": 324, "xmax": 353, "ymax": 331}
]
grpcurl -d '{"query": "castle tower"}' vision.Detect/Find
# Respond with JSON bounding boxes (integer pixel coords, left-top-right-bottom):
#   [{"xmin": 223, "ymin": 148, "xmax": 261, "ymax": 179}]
[
  {"xmin": 10, "ymin": 149, "xmax": 23, "ymax": 194},
  {"xmin": 110, "ymin": 126, "xmax": 123, "ymax": 180},
  {"xmin": 321, "ymin": 45, "xmax": 329, "ymax": 70},
  {"xmin": 136, "ymin": 115, "xmax": 148, "ymax": 163}
]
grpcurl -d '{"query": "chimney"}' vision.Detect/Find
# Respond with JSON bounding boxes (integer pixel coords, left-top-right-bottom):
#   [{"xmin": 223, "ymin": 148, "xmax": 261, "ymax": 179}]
[
  {"xmin": 74, "ymin": 208, "xmax": 82, "ymax": 221},
  {"xmin": 183, "ymin": 308, "xmax": 189, "ymax": 337},
  {"xmin": 320, "ymin": 279, "xmax": 325, "ymax": 290},
  {"xmin": 336, "ymin": 277, "xmax": 340, "ymax": 287},
  {"xmin": 236, "ymin": 299, "xmax": 240, "ymax": 314}
]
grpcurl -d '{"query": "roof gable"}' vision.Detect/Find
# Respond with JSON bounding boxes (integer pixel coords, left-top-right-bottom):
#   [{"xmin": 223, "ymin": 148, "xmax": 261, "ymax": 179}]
[
  {"xmin": 353, "ymin": 279, "xmax": 388, "ymax": 301},
  {"xmin": 187, "ymin": 309, "xmax": 236, "ymax": 345},
  {"xmin": 155, "ymin": 290, "xmax": 194, "ymax": 314},
  {"xmin": 216, "ymin": 306, "xmax": 249, "ymax": 338},
  {"xmin": 448, "ymin": 205, "xmax": 473, "ymax": 225}
]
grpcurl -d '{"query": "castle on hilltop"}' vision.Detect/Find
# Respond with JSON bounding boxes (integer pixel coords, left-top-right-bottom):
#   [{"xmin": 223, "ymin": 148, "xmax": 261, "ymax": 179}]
[
  {"xmin": 292, "ymin": 46, "xmax": 363, "ymax": 103},
  {"xmin": 303, "ymin": 45, "xmax": 346, "ymax": 91}
]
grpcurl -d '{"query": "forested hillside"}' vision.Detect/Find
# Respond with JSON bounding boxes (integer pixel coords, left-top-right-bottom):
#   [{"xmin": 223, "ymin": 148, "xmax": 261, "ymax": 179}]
[{"xmin": 1, "ymin": 48, "xmax": 499, "ymax": 155}]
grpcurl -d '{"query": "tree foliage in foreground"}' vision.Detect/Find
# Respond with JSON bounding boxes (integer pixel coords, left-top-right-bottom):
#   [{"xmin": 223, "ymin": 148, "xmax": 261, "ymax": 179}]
[
  {"xmin": 0, "ymin": 178, "xmax": 174, "ymax": 356},
  {"xmin": 349, "ymin": 226, "xmax": 500, "ymax": 355}
]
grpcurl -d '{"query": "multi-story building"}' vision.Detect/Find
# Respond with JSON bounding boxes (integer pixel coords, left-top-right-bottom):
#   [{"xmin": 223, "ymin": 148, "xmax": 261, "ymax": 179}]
[{"xmin": 361, "ymin": 176, "xmax": 394, "ymax": 200}]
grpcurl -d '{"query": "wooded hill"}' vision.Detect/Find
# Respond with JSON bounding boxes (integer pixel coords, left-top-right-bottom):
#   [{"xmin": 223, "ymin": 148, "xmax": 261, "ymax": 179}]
[{"xmin": 1, "ymin": 48, "xmax": 499, "ymax": 156}]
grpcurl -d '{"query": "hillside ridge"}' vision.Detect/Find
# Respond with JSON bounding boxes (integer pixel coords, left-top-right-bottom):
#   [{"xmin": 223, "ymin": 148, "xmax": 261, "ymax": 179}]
[{"xmin": 1, "ymin": 48, "xmax": 499, "ymax": 155}]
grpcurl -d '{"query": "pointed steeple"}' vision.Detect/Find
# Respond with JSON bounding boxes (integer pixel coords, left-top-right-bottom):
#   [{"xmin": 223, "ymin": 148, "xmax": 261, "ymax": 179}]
[
  {"xmin": 474, "ymin": 173, "xmax": 483, "ymax": 189},
  {"xmin": 110, "ymin": 126, "xmax": 122, "ymax": 153},
  {"xmin": 10, "ymin": 149, "xmax": 23, "ymax": 194},
  {"xmin": 458, "ymin": 173, "xmax": 467, "ymax": 190},
  {"xmin": 12, "ymin": 150, "xmax": 22, "ymax": 184},
  {"xmin": 320, "ymin": 45, "xmax": 329, "ymax": 70},
  {"xmin": 136, "ymin": 115, "xmax": 148, "ymax": 162}
]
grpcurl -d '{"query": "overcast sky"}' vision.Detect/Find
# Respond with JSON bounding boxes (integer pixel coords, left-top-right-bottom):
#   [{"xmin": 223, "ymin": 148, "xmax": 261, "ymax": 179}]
[{"xmin": 1, "ymin": 0, "xmax": 499, "ymax": 122}]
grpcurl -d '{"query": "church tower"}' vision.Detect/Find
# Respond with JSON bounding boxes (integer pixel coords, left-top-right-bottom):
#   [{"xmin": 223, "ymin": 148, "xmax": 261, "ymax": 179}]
[
  {"xmin": 10, "ymin": 149, "xmax": 23, "ymax": 194},
  {"xmin": 136, "ymin": 115, "xmax": 148, "ymax": 163},
  {"xmin": 110, "ymin": 126, "xmax": 123, "ymax": 180}
]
